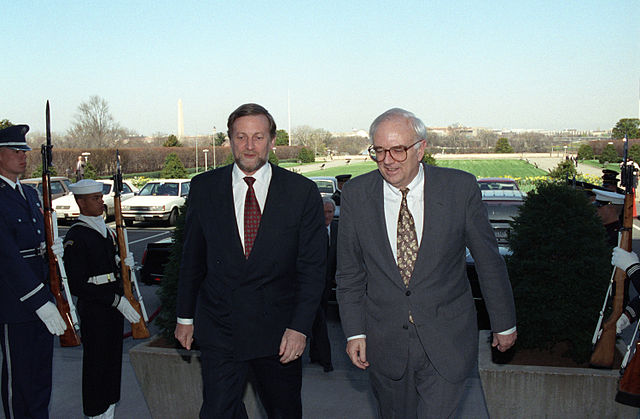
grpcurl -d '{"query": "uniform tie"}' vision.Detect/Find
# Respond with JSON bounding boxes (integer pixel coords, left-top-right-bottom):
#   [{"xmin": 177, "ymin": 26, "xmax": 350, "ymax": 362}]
[
  {"xmin": 397, "ymin": 187, "xmax": 418, "ymax": 287},
  {"xmin": 243, "ymin": 177, "xmax": 261, "ymax": 258}
]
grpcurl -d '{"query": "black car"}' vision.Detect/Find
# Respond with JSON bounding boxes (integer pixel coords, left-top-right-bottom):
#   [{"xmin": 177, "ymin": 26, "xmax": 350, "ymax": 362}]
[
  {"xmin": 140, "ymin": 238, "xmax": 172, "ymax": 284},
  {"xmin": 467, "ymin": 189, "xmax": 524, "ymax": 329}
]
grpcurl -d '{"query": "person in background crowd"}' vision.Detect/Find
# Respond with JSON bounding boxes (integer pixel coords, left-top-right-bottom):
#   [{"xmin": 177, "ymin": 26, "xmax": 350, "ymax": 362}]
[{"xmin": 309, "ymin": 196, "xmax": 337, "ymax": 373}]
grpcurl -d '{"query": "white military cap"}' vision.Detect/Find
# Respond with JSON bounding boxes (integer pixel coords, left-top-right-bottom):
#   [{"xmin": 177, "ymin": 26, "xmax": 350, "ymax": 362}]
[
  {"xmin": 69, "ymin": 179, "xmax": 103, "ymax": 195},
  {"xmin": 594, "ymin": 189, "xmax": 625, "ymax": 205}
]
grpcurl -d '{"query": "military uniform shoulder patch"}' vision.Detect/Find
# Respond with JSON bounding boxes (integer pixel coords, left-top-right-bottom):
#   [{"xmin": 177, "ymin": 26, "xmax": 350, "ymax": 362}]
[{"xmin": 64, "ymin": 240, "xmax": 74, "ymax": 248}]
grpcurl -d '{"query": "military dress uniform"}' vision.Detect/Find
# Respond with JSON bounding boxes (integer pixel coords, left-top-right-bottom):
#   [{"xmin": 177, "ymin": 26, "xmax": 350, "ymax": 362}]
[
  {"xmin": 0, "ymin": 125, "xmax": 57, "ymax": 419},
  {"xmin": 63, "ymin": 219, "xmax": 125, "ymax": 417}
]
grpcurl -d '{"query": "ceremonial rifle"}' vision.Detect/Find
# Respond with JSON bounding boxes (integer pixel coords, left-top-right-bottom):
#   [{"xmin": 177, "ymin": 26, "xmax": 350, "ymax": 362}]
[
  {"xmin": 590, "ymin": 136, "xmax": 635, "ymax": 368},
  {"xmin": 113, "ymin": 150, "xmax": 150, "ymax": 338},
  {"xmin": 42, "ymin": 100, "xmax": 81, "ymax": 347}
]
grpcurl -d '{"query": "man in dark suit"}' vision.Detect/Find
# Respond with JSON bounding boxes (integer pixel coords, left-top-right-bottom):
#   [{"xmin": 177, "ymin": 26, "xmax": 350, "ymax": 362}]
[
  {"xmin": 175, "ymin": 103, "xmax": 326, "ymax": 419},
  {"xmin": 0, "ymin": 124, "xmax": 67, "ymax": 418},
  {"xmin": 309, "ymin": 196, "xmax": 337, "ymax": 372},
  {"xmin": 336, "ymin": 108, "xmax": 517, "ymax": 418}
]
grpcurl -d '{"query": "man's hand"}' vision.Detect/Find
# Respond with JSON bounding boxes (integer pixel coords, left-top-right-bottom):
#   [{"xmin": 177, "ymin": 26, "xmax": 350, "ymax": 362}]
[
  {"xmin": 279, "ymin": 328, "xmax": 306, "ymax": 364},
  {"xmin": 175, "ymin": 323, "xmax": 194, "ymax": 350},
  {"xmin": 492, "ymin": 330, "xmax": 517, "ymax": 352},
  {"xmin": 346, "ymin": 338, "xmax": 369, "ymax": 370}
]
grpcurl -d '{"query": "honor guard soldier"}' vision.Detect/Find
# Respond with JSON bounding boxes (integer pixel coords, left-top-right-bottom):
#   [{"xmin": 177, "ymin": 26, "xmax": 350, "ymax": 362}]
[
  {"xmin": 330, "ymin": 173, "xmax": 352, "ymax": 206},
  {"xmin": 62, "ymin": 179, "xmax": 140, "ymax": 419},
  {"xmin": 0, "ymin": 124, "xmax": 67, "ymax": 419}
]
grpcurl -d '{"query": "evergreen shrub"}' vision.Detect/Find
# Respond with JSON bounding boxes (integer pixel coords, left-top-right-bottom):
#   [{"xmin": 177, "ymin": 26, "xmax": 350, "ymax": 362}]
[{"xmin": 507, "ymin": 182, "xmax": 610, "ymax": 363}]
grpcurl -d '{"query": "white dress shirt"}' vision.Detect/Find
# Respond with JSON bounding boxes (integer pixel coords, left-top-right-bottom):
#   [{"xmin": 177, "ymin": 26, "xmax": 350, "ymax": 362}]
[{"xmin": 232, "ymin": 162, "xmax": 272, "ymax": 253}]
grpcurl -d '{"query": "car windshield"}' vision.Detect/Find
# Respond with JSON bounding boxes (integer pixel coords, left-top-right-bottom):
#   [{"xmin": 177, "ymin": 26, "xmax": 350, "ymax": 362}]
[
  {"xmin": 314, "ymin": 180, "xmax": 335, "ymax": 194},
  {"xmin": 139, "ymin": 182, "xmax": 180, "ymax": 196},
  {"xmin": 478, "ymin": 181, "xmax": 518, "ymax": 191},
  {"xmin": 484, "ymin": 202, "xmax": 522, "ymax": 221},
  {"xmin": 101, "ymin": 183, "xmax": 112, "ymax": 195}
]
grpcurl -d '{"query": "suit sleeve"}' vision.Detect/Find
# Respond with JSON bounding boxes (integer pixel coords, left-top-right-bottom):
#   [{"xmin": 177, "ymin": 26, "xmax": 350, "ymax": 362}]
[
  {"xmin": 176, "ymin": 177, "xmax": 207, "ymax": 319},
  {"xmin": 463, "ymin": 175, "xmax": 516, "ymax": 333},
  {"xmin": 335, "ymin": 182, "xmax": 367, "ymax": 338},
  {"xmin": 289, "ymin": 181, "xmax": 327, "ymax": 336}
]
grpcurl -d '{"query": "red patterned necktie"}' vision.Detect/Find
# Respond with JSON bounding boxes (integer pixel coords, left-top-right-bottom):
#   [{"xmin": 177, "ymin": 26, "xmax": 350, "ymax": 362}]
[
  {"xmin": 244, "ymin": 177, "xmax": 261, "ymax": 258},
  {"xmin": 397, "ymin": 187, "xmax": 418, "ymax": 287}
]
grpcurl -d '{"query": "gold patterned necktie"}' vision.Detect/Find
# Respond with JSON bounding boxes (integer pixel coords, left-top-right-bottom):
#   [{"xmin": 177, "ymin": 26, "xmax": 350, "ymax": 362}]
[{"xmin": 397, "ymin": 187, "xmax": 418, "ymax": 287}]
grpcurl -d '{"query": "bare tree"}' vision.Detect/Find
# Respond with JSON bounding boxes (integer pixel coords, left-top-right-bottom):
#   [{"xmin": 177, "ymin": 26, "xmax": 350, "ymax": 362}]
[
  {"xmin": 68, "ymin": 96, "xmax": 126, "ymax": 148},
  {"xmin": 292, "ymin": 125, "xmax": 331, "ymax": 156}
]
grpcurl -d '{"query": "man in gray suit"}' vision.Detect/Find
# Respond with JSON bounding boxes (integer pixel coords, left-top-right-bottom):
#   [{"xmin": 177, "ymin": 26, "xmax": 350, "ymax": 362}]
[{"xmin": 336, "ymin": 108, "xmax": 517, "ymax": 418}]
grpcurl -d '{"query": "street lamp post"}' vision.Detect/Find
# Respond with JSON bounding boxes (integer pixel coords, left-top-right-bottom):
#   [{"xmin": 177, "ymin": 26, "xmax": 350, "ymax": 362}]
[
  {"xmin": 195, "ymin": 137, "xmax": 199, "ymax": 173},
  {"xmin": 213, "ymin": 126, "xmax": 217, "ymax": 170},
  {"xmin": 203, "ymin": 149, "xmax": 209, "ymax": 171}
]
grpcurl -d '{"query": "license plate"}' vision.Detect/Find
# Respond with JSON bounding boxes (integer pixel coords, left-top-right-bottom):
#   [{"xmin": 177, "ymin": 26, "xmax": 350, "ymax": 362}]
[
  {"xmin": 135, "ymin": 216, "xmax": 144, "ymax": 221},
  {"xmin": 495, "ymin": 229, "xmax": 508, "ymax": 238}
]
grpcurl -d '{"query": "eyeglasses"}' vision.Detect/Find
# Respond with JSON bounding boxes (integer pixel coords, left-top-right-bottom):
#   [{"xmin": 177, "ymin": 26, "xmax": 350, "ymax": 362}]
[{"xmin": 368, "ymin": 140, "xmax": 423, "ymax": 162}]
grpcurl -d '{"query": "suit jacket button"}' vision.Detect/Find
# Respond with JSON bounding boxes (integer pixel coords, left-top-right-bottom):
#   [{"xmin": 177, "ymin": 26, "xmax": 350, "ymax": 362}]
[
  {"xmin": 402, "ymin": 324, "xmax": 408, "ymax": 330},
  {"xmin": 405, "ymin": 290, "xmax": 411, "ymax": 296}
]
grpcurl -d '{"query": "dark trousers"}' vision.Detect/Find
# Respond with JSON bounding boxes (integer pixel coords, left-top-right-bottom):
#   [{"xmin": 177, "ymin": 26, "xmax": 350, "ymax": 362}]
[
  {"xmin": 369, "ymin": 324, "xmax": 489, "ymax": 419},
  {"xmin": 309, "ymin": 306, "xmax": 332, "ymax": 368},
  {"xmin": 79, "ymin": 303, "xmax": 124, "ymax": 416},
  {"xmin": 199, "ymin": 348, "xmax": 302, "ymax": 419},
  {"xmin": 1, "ymin": 321, "xmax": 53, "ymax": 419}
]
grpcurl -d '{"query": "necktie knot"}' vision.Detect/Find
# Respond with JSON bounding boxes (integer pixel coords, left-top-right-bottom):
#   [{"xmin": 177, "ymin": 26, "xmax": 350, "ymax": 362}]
[
  {"xmin": 244, "ymin": 177, "xmax": 256, "ymax": 187},
  {"xmin": 400, "ymin": 187, "xmax": 410, "ymax": 199}
]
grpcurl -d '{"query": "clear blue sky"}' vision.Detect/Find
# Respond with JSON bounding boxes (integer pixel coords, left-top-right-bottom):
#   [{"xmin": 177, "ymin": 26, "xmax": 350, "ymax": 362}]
[{"xmin": 2, "ymin": 1, "xmax": 639, "ymax": 137}]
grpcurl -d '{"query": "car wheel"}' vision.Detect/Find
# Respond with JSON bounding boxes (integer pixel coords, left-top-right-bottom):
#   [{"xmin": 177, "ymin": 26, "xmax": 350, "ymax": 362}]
[
  {"xmin": 124, "ymin": 219, "xmax": 135, "ymax": 227},
  {"xmin": 167, "ymin": 208, "xmax": 178, "ymax": 226}
]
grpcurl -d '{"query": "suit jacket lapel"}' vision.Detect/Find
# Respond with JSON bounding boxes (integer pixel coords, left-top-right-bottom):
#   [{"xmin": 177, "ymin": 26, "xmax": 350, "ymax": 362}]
[
  {"xmin": 413, "ymin": 163, "xmax": 438, "ymax": 283},
  {"xmin": 0, "ymin": 179, "xmax": 29, "ymax": 210},
  {"xmin": 368, "ymin": 173, "xmax": 405, "ymax": 286},
  {"xmin": 217, "ymin": 166, "xmax": 245, "ymax": 261}
]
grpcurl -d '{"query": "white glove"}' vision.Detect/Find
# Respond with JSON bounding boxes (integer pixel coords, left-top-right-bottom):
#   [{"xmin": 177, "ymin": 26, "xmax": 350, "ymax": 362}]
[
  {"xmin": 35, "ymin": 301, "xmax": 67, "ymax": 336},
  {"xmin": 50, "ymin": 237, "xmax": 64, "ymax": 258},
  {"xmin": 123, "ymin": 252, "xmax": 135, "ymax": 268},
  {"xmin": 617, "ymin": 313, "xmax": 631, "ymax": 334},
  {"xmin": 612, "ymin": 247, "xmax": 640, "ymax": 271},
  {"xmin": 116, "ymin": 297, "xmax": 141, "ymax": 323}
]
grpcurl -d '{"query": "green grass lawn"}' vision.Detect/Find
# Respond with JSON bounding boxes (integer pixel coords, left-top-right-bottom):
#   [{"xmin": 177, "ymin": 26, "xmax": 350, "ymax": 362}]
[
  {"xmin": 304, "ymin": 159, "xmax": 547, "ymax": 179},
  {"xmin": 580, "ymin": 159, "xmax": 620, "ymax": 172}
]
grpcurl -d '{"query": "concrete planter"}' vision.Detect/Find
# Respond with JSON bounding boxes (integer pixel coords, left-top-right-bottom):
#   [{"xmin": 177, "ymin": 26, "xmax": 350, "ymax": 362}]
[
  {"xmin": 478, "ymin": 331, "xmax": 638, "ymax": 419},
  {"xmin": 129, "ymin": 337, "xmax": 266, "ymax": 419}
]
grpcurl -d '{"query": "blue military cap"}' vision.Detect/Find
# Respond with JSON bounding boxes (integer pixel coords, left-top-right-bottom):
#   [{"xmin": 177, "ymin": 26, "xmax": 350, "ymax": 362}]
[{"xmin": 0, "ymin": 124, "xmax": 31, "ymax": 151}]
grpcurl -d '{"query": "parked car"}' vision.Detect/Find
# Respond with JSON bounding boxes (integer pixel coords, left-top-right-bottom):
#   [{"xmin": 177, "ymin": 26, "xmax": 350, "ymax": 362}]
[
  {"xmin": 477, "ymin": 177, "xmax": 521, "ymax": 191},
  {"xmin": 309, "ymin": 176, "xmax": 340, "ymax": 218},
  {"xmin": 21, "ymin": 176, "xmax": 72, "ymax": 200},
  {"xmin": 121, "ymin": 179, "xmax": 190, "ymax": 226},
  {"xmin": 52, "ymin": 179, "xmax": 138, "ymax": 222},
  {"xmin": 466, "ymin": 188, "xmax": 525, "ymax": 329},
  {"xmin": 140, "ymin": 237, "xmax": 173, "ymax": 284}
]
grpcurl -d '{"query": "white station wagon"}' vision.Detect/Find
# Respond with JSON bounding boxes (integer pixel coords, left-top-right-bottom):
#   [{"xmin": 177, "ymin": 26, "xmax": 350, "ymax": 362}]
[
  {"xmin": 52, "ymin": 179, "xmax": 138, "ymax": 221},
  {"xmin": 121, "ymin": 179, "xmax": 190, "ymax": 226}
]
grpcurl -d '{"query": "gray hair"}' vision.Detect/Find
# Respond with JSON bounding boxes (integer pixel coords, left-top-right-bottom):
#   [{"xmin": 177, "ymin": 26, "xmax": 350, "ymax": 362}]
[
  {"xmin": 322, "ymin": 196, "xmax": 336, "ymax": 209},
  {"xmin": 368, "ymin": 108, "xmax": 427, "ymax": 144}
]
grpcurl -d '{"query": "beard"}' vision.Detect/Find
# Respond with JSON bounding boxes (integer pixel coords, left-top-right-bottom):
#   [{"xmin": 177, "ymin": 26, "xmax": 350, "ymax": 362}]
[{"xmin": 234, "ymin": 153, "xmax": 268, "ymax": 174}]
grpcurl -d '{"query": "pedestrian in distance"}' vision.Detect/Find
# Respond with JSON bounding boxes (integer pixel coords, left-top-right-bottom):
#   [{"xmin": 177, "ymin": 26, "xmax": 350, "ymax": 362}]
[
  {"xmin": 62, "ymin": 179, "xmax": 140, "ymax": 419},
  {"xmin": 175, "ymin": 103, "xmax": 326, "ymax": 419},
  {"xmin": 336, "ymin": 108, "xmax": 517, "ymax": 418},
  {"xmin": 0, "ymin": 124, "xmax": 67, "ymax": 419}
]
